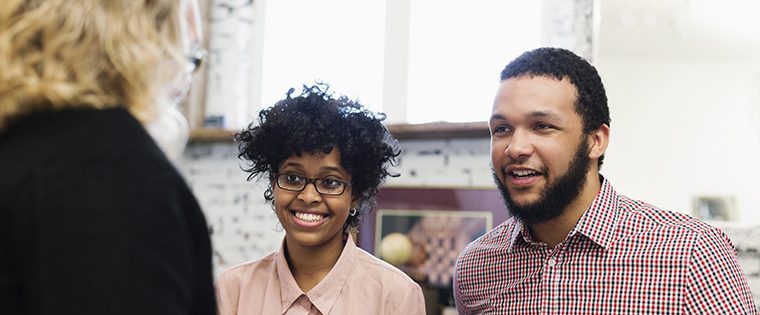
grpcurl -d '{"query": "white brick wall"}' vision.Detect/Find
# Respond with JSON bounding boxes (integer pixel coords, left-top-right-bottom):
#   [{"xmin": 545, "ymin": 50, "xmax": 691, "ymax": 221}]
[
  {"xmin": 177, "ymin": 142, "xmax": 280, "ymax": 278},
  {"xmin": 389, "ymin": 138, "xmax": 492, "ymax": 188}
]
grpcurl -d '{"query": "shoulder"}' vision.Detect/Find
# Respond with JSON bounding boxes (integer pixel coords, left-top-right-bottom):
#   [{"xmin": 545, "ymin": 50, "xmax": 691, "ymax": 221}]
[
  {"xmin": 2, "ymin": 108, "xmax": 174, "ymax": 190},
  {"xmin": 0, "ymin": 109, "xmax": 137, "ymax": 191},
  {"xmin": 617, "ymin": 194, "xmax": 719, "ymax": 237},
  {"xmin": 1, "ymin": 107, "xmax": 203, "ymax": 234},
  {"xmin": 454, "ymin": 218, "xmax": 519, "ymax": 288},
  {"xmin": 215, "ymin": 252, "xmax": 278, "ymax": 299},
  {"xmin": 611, "ymin": 195, "xmax": 739, "ymax": 261},
  {"xmin": 39, "ymin": 109, "xmax": 185, "ymax": 204},
  {"xmin": 353, "ymin": 248, "xmax": 418, "ymax": 288},
  {"xmin": 216, "ymin": 252, "xmax": 278, "ymax": 286},
  {"xmin": 458, "ymin": 218, "xmax": 518, "ymax": 262},
  {"xmin": 0, "ymin": 108, "xmax": 216, "ymax": 314},
  {"xmin": 348, "ymin": 248, "xmax": 425, "ymax": 313},
  {"xmin": 452, "ymin": 219, "xmax": 520, "ymax": 313},
  {"xmin": 214, "ymin": 252, "xmax": 280, "ymax": 315}
]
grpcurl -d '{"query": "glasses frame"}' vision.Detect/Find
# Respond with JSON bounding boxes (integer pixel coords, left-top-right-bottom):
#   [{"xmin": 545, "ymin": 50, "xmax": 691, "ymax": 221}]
[
  {"xmin": 186, "ymin": 48, "xmax": 208, "ymax": 73},
  {"xmin": 273, "ymin": 173, "xmax": 352, "ymax": 196}
]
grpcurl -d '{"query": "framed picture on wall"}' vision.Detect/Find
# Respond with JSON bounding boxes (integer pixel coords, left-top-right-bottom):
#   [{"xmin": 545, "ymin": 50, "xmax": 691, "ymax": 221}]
[
  {"xmin": 357, "ymin": 187, "xmax": 509, "ymax": 255},
  {"xmin": 356, "ymin": 187, "xmax": 509, "ymax": 312},
  {"xmin": 374, "ymin": 209, "xmax": 492, "ymax": 286}
]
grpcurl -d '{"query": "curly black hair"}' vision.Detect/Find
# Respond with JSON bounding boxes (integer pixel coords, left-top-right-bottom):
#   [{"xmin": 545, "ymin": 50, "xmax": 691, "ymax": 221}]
[
  {"xmin": 500, "ymin": 47, "xmax": 611, "ymax": 168},
  {"xmin": 235, "ymin": 83, "xmax": 400, "ymax": 229}
]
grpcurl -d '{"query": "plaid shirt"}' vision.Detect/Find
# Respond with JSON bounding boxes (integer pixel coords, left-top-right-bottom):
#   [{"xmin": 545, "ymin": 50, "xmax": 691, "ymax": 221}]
[{"xmin": 454, "ymin": 177, "xmax": 758, "ymax": 314}]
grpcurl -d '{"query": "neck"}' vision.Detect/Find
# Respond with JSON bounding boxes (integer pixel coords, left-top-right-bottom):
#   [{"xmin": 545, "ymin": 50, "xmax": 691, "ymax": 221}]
[
  {"xmin": 529, "ymin": 172, "xmax": 602, "ymax": 249},
  {"xmin": 284, "ymin": 234, "xmax": 346, "ymax": 292}
]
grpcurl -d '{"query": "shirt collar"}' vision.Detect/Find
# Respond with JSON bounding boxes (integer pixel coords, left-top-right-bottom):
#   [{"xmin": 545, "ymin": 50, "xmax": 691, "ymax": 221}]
[
  {"xmin": 275, "ymin": 239, "xmax": 302, "ymax": 313},
  {"xmin": 275, "ymin": 236, "xmax": 357, "ymax": 314},
  {"xmin": 504, "ymin": 217, "xmax": 525, "ymax": 253},
  {"xmin": 307, "ymin": 236, "xmax": 356, "ymax": 314},
  {"xmin": 504, "ymin": 175, "xmax": 619, "ymax": 252},
  {"xmin": 571, "ymin": 176, "xmax": 619, "ymax": 250}
]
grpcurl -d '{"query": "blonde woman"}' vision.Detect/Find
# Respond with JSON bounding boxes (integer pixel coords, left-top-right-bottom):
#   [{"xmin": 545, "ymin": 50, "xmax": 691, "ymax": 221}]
[{"xmin": 0, "ymin": 0, "xmax": 215, "ymax": 314}]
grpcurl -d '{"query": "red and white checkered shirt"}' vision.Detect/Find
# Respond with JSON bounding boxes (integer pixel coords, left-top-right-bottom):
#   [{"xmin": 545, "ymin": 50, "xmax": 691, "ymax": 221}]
[{"xmin": 454, "ymin": 178, "xmax": 758, "ymax": 314}]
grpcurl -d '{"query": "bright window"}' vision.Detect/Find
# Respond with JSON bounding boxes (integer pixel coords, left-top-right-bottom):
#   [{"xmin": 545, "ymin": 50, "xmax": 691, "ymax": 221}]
[
  {"xmin": 260, "ymin": 0, "xmax": 542, "ymax": 124},
  {"xmin": 260, "ymin": 0, "xmax": 386, "ymax": 114},
  {"xmin": 406, "ymin": 1, "xmax": 542, "ymax": 123}
]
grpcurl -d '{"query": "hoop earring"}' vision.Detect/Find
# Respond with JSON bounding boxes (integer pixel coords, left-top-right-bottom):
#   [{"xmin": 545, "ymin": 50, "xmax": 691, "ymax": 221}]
[{"xmin": 349, "ymin": 207, "xmax": 358, "ymax": 217}]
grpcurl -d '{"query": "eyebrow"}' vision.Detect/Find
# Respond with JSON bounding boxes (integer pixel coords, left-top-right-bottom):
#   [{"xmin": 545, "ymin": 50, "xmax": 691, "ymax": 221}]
[
  {"xmin": 321, "ymin": 166, "xmax": 344, "ymax": 173},
  {"xmin": 280, "ymin": 162, "xmax": 302, "ymax": 169},
  {"xmin": 490, "ymin": 110, "xmax": 561, "ymax": 122},
  {"xmin": 280, "ymin": 163, "xmax": 344, "ymax": 174},
  {"xmin": 528, "ymin": 111, "xmax": 561, "ymax": 120}
]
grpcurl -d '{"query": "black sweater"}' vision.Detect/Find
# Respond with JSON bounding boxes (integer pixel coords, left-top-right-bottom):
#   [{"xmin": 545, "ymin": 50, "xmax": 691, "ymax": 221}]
[{"xmin": 0, "ymin": 108, "xmax": 216, "ymax": 314}]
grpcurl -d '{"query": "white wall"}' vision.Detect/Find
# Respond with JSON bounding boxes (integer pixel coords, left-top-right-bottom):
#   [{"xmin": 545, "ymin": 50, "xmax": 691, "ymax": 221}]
[{"xmin": 597, "ymin": 58, "xmax": 760, "ymax": 224}]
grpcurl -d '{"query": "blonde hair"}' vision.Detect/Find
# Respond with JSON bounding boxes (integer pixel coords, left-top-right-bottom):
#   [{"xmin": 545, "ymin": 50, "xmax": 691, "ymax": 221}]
[{"xmin": 0, "ymin": 0, "xmax": 186, "ymax": 132}]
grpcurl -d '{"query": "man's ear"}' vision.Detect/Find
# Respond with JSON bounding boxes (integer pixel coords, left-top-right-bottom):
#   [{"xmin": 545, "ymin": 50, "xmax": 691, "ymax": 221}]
[{"xmin": 588, "ymin": 124, "xmax": 610, "ymax": 161}]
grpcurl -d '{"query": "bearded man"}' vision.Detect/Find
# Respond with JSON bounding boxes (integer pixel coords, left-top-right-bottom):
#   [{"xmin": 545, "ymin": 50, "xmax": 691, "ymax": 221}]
[{"xmin": 453, "ymin": 47, "xmax": 757, "ymax": 314}]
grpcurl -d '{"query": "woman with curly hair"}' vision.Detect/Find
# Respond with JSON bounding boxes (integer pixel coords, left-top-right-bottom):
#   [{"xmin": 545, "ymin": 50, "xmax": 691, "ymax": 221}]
[
  {"xmin": 214, "ymin": 84, "xmax": 425, "ymax": 315},
  {"xmin": 0, "ymin": 0, "xmax": 215, "ymax": 314}
]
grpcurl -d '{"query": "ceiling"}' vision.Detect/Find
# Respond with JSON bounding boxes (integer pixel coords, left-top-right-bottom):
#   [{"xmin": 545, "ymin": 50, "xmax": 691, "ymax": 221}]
[{"xmin": 597, "ymin": 0, "xmax": 760, "ymax": 60}]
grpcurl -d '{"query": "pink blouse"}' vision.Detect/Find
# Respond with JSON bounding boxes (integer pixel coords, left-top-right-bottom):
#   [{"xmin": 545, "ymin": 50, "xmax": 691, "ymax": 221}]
[{"xmin": 215, "ymin": 236, "xmax": 426, "ymax": 315}]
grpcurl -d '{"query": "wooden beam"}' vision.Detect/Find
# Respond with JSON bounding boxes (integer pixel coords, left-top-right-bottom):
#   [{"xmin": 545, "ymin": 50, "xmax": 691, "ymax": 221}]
[
  {"xmin": 188, "ymin": 128, "xmax": 235, "ymax": 142},
  {"xmin": 387, "ymin": 121, "xmax": 490, "ymax": 140},
  {"xmin": 188, "ymin": 121, "xmax": 490, "ymax": 143}
]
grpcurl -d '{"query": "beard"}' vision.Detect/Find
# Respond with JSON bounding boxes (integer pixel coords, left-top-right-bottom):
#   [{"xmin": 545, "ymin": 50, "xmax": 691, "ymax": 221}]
[{"xmin": 493, "ymin": 137, "xmax": 592, "ymax": 226}]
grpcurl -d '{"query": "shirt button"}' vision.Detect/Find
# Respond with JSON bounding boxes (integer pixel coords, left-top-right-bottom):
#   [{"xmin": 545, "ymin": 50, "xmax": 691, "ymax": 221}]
[
  {"xmin": 300, "ymin": 295, "xmax": 311, "ymax": 308},
  {"xmin": 547, "ymin": 259, "xmax": 556, "ymax": 267}
]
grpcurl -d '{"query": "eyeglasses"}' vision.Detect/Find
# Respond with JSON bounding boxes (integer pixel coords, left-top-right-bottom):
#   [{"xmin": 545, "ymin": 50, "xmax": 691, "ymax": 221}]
[
  {"xmin": 274, "ymin": 173, "xmax": 352, "ymax": 196},
  {"xmin": 186, "ymin": 48, "xmax": 207, "ymax": 73}
]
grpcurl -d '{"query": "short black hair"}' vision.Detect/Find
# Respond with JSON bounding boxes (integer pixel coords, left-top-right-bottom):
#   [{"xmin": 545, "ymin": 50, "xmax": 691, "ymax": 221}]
[
  {"xmin": 500, "ymin": 47, "xmax": 611, "ymax": 167},
  {"xmin": 235, "ymin": 83, "xmax": 400, "ymax": 229}
]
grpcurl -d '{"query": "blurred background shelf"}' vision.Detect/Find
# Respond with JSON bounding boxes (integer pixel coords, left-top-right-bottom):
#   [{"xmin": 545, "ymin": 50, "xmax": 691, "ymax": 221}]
[
  {"xmin": 188, "ymin": 121, "xmax": 490, "ymax": 143},
  {"xmin": 188, "ymin": 128, "xmax": 236, "ymax": 143}
]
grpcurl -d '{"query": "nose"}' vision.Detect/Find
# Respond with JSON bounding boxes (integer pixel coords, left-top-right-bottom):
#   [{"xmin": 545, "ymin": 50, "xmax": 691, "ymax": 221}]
[
  {"xmin": 504, "ymin": 129, "xmax": 534, "ymax": 160},
  {"xmin": 297, "ymin": 181, "xmax": 323, "ymax": 204}
]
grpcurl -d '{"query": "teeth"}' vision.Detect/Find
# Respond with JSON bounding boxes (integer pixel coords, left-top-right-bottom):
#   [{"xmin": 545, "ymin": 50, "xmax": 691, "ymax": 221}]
[
  {"xmin": 512, "ymin": 170, "xmax": 537, "ymax": 177},
  {"xmin": 295, "ymin": 212, "xmax": 325, "ymax": 222}
]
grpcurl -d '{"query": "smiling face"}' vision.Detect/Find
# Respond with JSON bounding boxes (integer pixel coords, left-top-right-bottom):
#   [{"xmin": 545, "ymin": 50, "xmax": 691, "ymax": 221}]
[
  {"xmin": 490, "ymin": 75, "xmax": 594, "ymax": 224},
  {"xmin": 273, "ymin": 148, "xmax": 359, "ymax": 252}
]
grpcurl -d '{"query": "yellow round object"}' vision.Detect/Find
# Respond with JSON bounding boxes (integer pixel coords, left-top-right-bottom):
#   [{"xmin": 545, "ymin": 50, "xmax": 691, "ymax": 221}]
[{"xmin": 379, "ymin": 233, "xmax": 413, "ymax": 266}]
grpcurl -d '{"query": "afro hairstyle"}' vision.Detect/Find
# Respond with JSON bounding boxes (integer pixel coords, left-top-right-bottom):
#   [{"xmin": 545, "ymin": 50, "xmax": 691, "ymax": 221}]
[{"xmin": 235, "ymin": 83, "xmax": 400, "ymax": 229}]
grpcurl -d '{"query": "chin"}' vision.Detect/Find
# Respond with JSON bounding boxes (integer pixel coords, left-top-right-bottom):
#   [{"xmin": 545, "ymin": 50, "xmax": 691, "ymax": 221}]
[{"xmin": 506, "ymin": 188, "xmax": 542, "ymax": 204}]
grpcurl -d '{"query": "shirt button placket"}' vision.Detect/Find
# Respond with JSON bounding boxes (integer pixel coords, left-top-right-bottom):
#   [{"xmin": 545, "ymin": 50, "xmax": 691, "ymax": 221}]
[
  {"xmin": 300, "ymin": 295, "xmax": 312, "ymax": 313},
  {"xmin": 538, "ymin": 255, "xmax": 549, "ymax": 315},
  {"xmin": 544, "ymin": 256, "xmax": 560, "ymax": 315}
]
